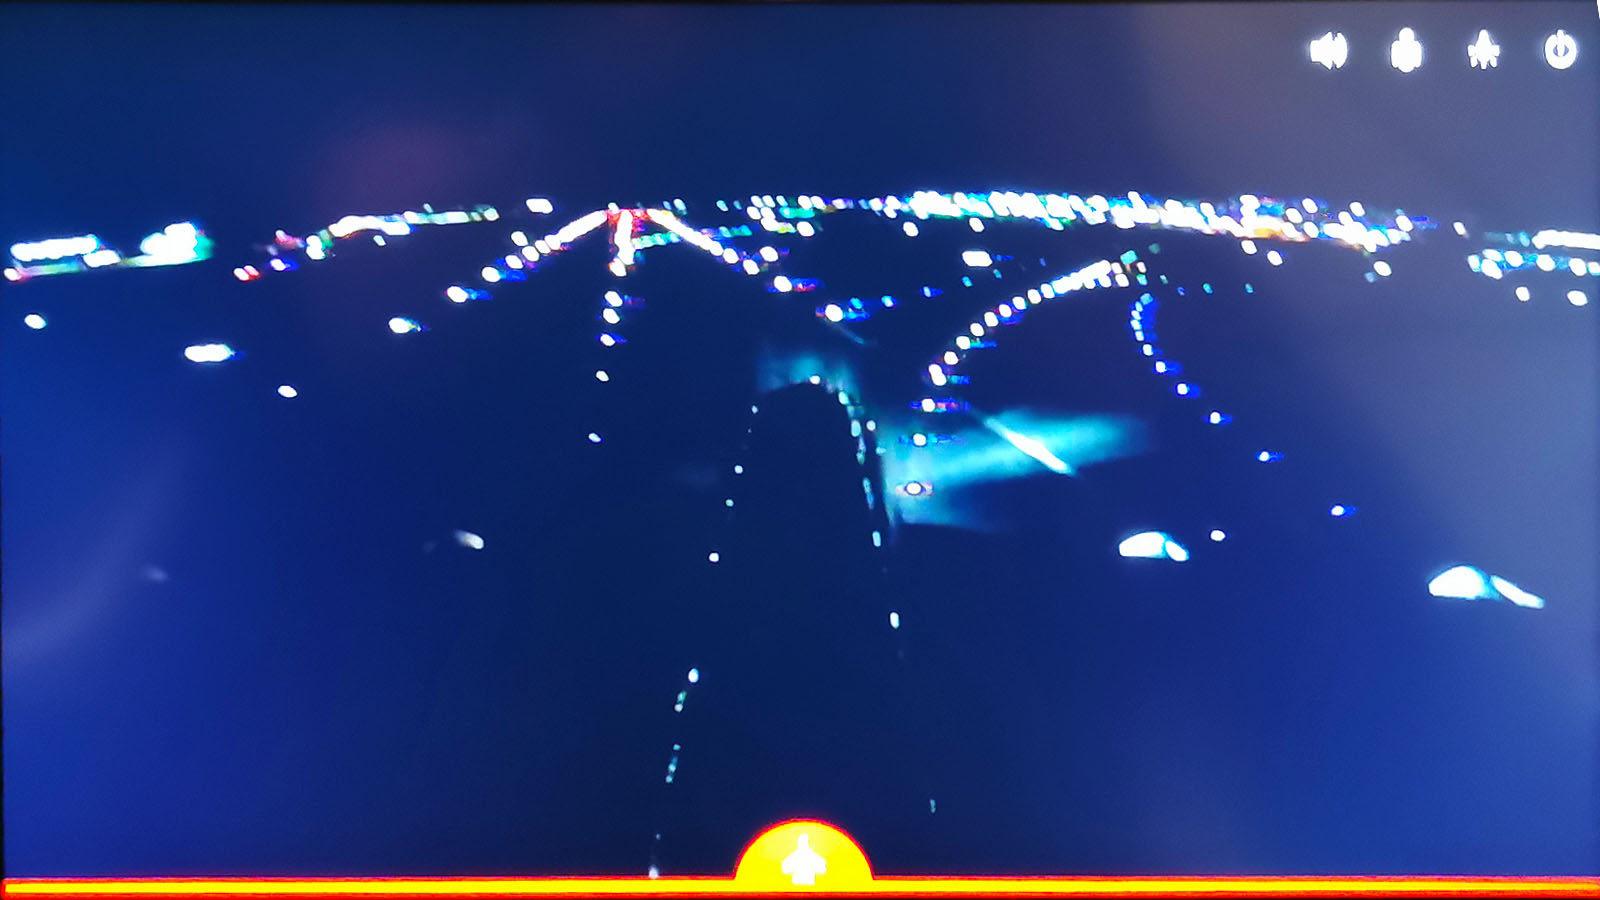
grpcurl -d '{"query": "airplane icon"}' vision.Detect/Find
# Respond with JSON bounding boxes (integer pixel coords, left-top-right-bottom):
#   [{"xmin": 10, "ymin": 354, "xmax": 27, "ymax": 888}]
[
  {"xmin": 780, "ymin": 833, "xmax": 827, "ymax": 886},
  {"xmin": 1468, "ymin": 29, "xmax": 1500, "ymax": 69}
]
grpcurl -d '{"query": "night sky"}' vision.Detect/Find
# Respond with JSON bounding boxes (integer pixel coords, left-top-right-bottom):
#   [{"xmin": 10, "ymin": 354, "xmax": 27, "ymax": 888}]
[{"xmin": 3, "ymin": 1, "xmax": 1598, "ymax": 880}]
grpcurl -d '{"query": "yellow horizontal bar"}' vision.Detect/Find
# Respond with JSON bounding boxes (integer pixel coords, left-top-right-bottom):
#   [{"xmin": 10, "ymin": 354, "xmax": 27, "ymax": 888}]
[{"xmin": 4, "ymin": 877, "xmax": 1598, "ymax": 898}]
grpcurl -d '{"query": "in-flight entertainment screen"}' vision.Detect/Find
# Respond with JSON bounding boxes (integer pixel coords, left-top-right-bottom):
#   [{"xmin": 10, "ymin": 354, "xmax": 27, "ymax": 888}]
[{"xmin": 3, "ymin": 2, "xmax": 1598, "ymax": 895}]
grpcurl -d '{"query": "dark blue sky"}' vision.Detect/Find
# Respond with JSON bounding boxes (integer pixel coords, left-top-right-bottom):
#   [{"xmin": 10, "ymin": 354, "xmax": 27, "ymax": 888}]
[
  {"xmin": 3, "ymin": 0, "xmax": 1598, "ymax": 881},
  {"xmin": 2, "ymin": 2, "xmax": 1596, "ymax": 230}
]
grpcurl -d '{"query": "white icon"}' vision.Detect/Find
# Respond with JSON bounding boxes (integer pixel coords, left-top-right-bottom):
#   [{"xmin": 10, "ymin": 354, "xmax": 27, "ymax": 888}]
[
  {"xmin": 1468, "ymin": 29, "xmax": 1500, "ymax": 68},
  {"xmin": 1391, "ymin": 27, "xmax": 1424, "ymax": 72},
  {"xmin": 780, "ymin": 834, "xmax": 827, "ymax": 886},
  {"xmin": 1309, "ymin": 31, "xmax": 1349, "ymax": 69},
  {"xmin": 1545, "ymin": 29, "xmax": 1577, "ymax": 70}
]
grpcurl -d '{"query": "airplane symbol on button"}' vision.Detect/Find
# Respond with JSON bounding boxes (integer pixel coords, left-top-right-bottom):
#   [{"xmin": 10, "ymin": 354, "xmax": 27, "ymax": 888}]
[
  {"xmin": 1468, "ymin": 30, "xmax": 1500, "ymax": 69},
  {"xmin": 780, "ymin": 833, "xmax": 827, "ymax": 886}
]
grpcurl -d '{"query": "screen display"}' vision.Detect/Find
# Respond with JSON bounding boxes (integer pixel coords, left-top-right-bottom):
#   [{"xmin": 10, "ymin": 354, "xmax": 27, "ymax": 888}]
[{"xmin": 3, "ymin": 1, "xmax": 1597, "ymax": 885}]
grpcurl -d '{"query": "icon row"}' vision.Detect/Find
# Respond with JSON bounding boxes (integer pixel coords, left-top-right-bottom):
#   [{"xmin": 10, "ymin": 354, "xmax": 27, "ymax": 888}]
[{"xmin": 1309, "ymin": 29, "xmax": 1579, "ymax": 71}]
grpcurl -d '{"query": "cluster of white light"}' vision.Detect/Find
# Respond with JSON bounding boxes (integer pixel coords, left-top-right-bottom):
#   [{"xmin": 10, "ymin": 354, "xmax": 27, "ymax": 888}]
[
  {"xmin": 549, "ymin": 209, "xmax": 609, "ymax": 249},
  {"xmin": 9, "ymin": 235, "xmax": 99, "ymax": 262},
  {"xmin": 922, "ymin": 258, "xmax": 1116, "ymax": 396},
  {"xmin": 327, "ymin": 214, "xmax": 414, "ymax": 239},
  {"xmin": 669, "ymin": 666, "xmax": 702, "ymax": 715},
  {"xmin": 641, "ymin": 205, "xmax": 827, "ymax": 286},
  {"xmin": 646, "ymin": 208, "xmax": 738, "ymax": 261},
  {"xmin": 886, "ymin": 191, "xmax": 1418, "ymax": 266},
  {"xmin": 183, "ymin": 343, "xmax": 235, "ymax": 363},
  {"xmin": 1428, "ymin": 565, "xmax": 1543, "ymax": 609},
  {"xmin": 1118, "ymin": 531, "xmax": 1189, "ymax": 562},
  {"xmin": 610, "ymin": 210, "xmax": 636, "ymax": 276},
  {"xmin": 466, "ymin": 210, "xmax": 623, "ymax": 288},
  {"xmin": 1531, "ymin": 230, "xmax": 1600, "ymax": 252},
  {"xmin": 1471, "ymin": 247, "xmax": 1597, "ymax": 280},
  {"xmin": 139, "ymin": 223, "xmax": 203, "ymax": 261},
  {"xmin": 236, "ymin": 207, "xmax": 493, "ymax": 280},
  {"xmin": 7, "ymin": 222, "xmax": 210, "ymax": 282},
  {"xmin": 1468, "ymin": 243, "xmax": 1599, "ymax": 306}
]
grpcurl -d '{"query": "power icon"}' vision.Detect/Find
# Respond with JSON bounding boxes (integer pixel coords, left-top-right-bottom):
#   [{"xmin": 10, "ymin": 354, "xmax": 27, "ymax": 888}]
[{"xmin": 1545, "ymin": 29, "xmax": 1577, "ymax": 70}]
